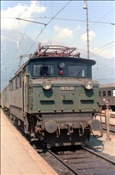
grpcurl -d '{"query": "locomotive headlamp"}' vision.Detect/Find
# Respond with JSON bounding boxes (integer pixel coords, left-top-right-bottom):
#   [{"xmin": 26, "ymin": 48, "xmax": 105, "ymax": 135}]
[
  {"xmin": 84, "ymin": 81, "xmax": 93, "ymax": 90},
  {"xmin": 42, "ymin": 80, "xmax": 52, "ymax": 90},
  {"xmin": 59, "ymin": 62, "xmax": 65, "ymax": 69}
]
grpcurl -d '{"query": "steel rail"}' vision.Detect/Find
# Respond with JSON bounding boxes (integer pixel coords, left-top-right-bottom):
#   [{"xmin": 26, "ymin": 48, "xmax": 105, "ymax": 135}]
[
  {"xmin": 48, "ymin": 150, "xmax": 80, "ymax": 175},
  {"xmin": 82, "ymin": 145, "xmax": 115, "ymax": 165}
]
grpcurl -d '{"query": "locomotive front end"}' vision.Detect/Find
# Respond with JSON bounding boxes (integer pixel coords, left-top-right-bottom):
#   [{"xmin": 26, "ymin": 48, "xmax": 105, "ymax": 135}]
[
  {"xmin": 25, "ymin": 45, "xmax": 101, "ymax": 147},
  {"xmin": 28, "ymin": 78, "xmax": 100, "ymax": 146}
]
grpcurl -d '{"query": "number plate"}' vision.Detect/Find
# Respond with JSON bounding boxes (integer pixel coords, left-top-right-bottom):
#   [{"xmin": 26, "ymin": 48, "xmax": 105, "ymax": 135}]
[{"xmin": 60, "ymin": 86, "xmax": 74, "ymax": 91}]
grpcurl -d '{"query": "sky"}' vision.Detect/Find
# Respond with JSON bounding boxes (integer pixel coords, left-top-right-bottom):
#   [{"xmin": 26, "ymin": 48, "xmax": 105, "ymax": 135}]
[{"xmin": 1, "ymin": 0, "xmax": 115, "ymax": 59}]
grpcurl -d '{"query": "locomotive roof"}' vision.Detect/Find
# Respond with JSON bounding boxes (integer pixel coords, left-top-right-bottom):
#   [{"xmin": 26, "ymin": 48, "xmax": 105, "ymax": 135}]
[
  {"xmin": 28, "ymin": 56, "xmax": 96, "ymax": 64},
  {"xmin": 99, "ymin": 83, "xmax": 115, "ymax": 88}
]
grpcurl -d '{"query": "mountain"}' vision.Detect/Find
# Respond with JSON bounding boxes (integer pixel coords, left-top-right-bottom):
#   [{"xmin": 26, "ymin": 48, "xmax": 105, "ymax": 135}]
[
  {"xmin": 1, "ymin": 30, "xmax": 38, "ymax": 89},
  {"xmin": 1, "ymin": 29, "xmax": 115, "ymax": 90},
  {"xmin": 92, "ymin": 55, "xmax": 115, "ymax": 85}
]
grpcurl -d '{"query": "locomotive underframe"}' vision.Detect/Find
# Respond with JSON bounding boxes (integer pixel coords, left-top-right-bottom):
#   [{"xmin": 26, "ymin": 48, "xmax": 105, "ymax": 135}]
[
  {"xmin": 8, "ymin": 107, "xmax": 95, "ymax": 147},
  {"xmin": 19, "ymin": 112, "xmax": 95, "ymax": 147},
  {"xmin": 44, "ymin": 129, "xmax": 90, "ymax": 147},
  {"xmin": 35, "ymin": 113, "xmax": 92, "ymax": 147}
]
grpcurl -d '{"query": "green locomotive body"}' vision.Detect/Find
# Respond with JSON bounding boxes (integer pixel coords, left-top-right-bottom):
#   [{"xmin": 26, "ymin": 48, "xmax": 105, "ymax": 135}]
[{"xmin": 2, "ymin": 45, "xmax": 101, "ymax": 147}]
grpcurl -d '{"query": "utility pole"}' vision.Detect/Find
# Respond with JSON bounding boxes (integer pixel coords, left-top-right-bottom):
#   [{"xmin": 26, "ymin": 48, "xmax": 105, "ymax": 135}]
[
  {"xmin": 83, "ymin": 0, "xmax": 90, "ymax": 59},
  {"xmin": 105, "ymin": 100, "xmax": 111, "ymax": 141}
]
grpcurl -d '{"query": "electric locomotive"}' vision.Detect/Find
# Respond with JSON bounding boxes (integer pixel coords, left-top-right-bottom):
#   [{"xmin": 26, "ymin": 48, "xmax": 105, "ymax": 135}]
[{"xmin": 2, "ymin": 45, "xmax": 101, "ymax": 147}]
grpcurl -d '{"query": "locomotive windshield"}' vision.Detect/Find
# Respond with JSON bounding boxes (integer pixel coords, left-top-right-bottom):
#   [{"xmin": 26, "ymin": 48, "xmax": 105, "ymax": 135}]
[
  {"xmin": 68, "ymin": 65, "xmax": 87, "ymax": 77},
  {"xmin": 32, "ymin": 64, "xmax": 88, "ymax": 78},
  {"xmin": 33, "ymin": 65, "xmax": 54, "ymax": 76}
]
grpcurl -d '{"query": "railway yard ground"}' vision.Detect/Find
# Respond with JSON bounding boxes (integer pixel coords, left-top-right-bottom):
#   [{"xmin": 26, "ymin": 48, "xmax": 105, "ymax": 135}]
[
  {"xmin": 1, "ymin": 109, "xmax": 115, "ymax": 175},
  {"xmin": 85, "ymin": 131, "xmax": 115, "ymax": 159}
]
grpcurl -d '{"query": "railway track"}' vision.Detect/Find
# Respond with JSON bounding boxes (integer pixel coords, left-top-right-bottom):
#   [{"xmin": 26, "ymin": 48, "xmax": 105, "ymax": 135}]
[
  {"xmin": 39, "ymin": 146, "xmax": 115, "ymax": 175},
  {"xmin": 102, "ymin": 123, "xmax": 115, "ymax": 132},
  {"xmin": 110, "ymin": 112, "xmax": 115, "ymax": 118},
  {"xmin": 101, "ymin": 112, "xmax": 115, "ymax": 119}
]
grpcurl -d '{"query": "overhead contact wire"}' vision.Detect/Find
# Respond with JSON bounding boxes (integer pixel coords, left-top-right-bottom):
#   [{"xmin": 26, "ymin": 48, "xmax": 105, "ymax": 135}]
[{"xmin": 25, "ymin": 0, "xmax": 71, "ymax": 54}]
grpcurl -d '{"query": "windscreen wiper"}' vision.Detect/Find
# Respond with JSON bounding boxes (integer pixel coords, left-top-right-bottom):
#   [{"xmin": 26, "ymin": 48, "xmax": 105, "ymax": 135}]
[{"xmin": 76, "ymin": 70, "xmax": 83, "ymax": 78}]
